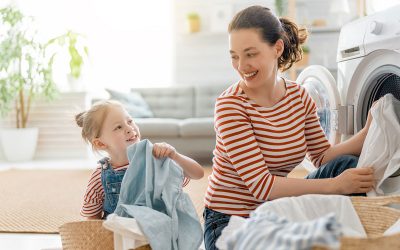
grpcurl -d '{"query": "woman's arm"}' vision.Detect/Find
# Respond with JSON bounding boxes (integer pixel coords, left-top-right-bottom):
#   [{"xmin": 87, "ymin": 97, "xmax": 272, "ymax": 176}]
[
  {"xmin": 153, "ymin": 142, "xmax": 204, "ymax": 180},
  {"xmin": 268, "ymin": 166, "xmax": 374, "ymax": 200},
  {"xmin": 320, "ymin": 105, "xmax": 374, "ymax": 165}
]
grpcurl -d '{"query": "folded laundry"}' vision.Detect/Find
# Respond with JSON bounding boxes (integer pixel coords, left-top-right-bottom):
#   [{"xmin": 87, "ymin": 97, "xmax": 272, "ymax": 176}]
[
  {"xmin": 222, "ymin": 211, "xmax": 341, "ymax": 250},
  {"xmin": 216, "ymin": 194, "xmax": 366, "ymax": 250}
]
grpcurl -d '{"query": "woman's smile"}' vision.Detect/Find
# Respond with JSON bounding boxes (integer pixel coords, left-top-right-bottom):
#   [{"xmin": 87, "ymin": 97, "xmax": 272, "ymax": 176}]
[{"xmin": 243, "ymin": 70, "xmax": 259, "ymax": 80}]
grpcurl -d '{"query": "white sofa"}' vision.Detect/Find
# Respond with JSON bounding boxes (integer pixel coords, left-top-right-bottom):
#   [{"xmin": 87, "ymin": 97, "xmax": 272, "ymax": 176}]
[{"xmin": 131, "ymin": 84, "xmax": 230, "ymax": 163}]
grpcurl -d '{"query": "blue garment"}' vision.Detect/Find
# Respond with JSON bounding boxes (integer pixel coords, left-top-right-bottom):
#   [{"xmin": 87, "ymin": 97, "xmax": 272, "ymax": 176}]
[
  {"xmin": 114, "ymin": 139, "xmax": 202, "ymax": 250},
  {"xmin": 225, "ymin": 211, "xmax": 341, "ymax": 250},
  {"xmin": 203, "ymin": 154, "xmax": 359, "ymax": 250},
  {"xmin": 100, "ymin": 157, "xmax": 127, "ymax": 218}
]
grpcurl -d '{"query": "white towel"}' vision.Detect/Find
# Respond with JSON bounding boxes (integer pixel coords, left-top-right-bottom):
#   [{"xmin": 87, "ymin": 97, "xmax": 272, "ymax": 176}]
[{"xmin": 356, "ymin": 94, "xmax": 400, "ymax": 196}]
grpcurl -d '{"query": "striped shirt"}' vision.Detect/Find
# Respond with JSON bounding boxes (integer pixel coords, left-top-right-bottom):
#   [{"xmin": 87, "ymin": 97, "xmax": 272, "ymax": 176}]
[
  {"xmin": 205, "ymin": 80, "xmax": 331, "ymax": 217},
  {"xmin": 81, "ymin": 163, "xmax": 190, "ymax": 217}
]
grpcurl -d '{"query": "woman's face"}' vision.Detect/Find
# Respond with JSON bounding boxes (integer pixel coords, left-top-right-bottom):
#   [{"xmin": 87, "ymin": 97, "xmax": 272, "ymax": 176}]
[{"xmin": 229, "ymin": 28, "xmax": 282, "ymax": 88}]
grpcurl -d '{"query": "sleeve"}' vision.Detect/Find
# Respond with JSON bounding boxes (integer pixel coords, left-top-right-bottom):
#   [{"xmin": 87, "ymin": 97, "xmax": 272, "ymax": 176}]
[
  {"xmin": 182, "ymin": 177, "xmax": 190, "ymax": 187},
  {"xmin": 80, "ymin": 168, "xmax": 105, "ymax": 217},
  {"xmin": 300, "ymin": 86, "xmax": 331, "ymax": 168},
  {"xmin": 214, "ymin": 96, "xmax": 275, "ymax": 201}
]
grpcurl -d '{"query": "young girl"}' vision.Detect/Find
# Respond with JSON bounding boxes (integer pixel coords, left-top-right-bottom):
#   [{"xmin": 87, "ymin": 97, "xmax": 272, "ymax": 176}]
[
  {"xmin": 76, "ymin": 100, "xmax": 204, "ymax": 219},
  {"xmin": 203, "ymin": 6, "xmax": 374, "ymax": 249}
]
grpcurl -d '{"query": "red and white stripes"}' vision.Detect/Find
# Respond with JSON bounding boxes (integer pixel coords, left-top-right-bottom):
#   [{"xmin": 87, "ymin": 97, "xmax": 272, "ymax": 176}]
[{"xmin": 205, "ymin": 80, "xmax": 331, "ymax": 217}]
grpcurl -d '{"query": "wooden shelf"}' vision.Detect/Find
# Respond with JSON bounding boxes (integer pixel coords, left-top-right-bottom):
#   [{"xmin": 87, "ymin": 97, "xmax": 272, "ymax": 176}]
[{"xmin": 308, "ymin": 26, "xmax": 341, "ymax": 33}]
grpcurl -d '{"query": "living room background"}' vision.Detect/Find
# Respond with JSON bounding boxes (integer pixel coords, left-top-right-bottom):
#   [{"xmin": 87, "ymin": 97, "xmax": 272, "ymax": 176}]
[{"xmin": 6, "ymin": 0, "xmax": 174, "ymax": 95}]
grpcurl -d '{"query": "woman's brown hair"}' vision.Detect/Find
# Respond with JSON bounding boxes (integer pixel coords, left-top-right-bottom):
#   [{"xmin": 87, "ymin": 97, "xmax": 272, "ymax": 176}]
[{"xmin": 228, "ymin": 5, "xmax": 308, "ymax": 72}]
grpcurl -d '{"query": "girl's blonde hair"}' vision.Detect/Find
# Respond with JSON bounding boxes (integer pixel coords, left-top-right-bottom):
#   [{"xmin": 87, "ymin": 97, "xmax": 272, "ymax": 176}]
[{"xmin": 75, "ymin": 100, "xmax": 123, "ymax": 150}]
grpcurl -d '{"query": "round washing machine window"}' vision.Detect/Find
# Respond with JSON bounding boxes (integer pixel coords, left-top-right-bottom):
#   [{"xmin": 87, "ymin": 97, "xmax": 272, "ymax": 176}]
[
  {"xmin": 301, "ymin": 77, "xmax": 332, "ymax": 139},
  {"xmin": 358, "ymin": 65, "xmax": 400, "ymax": 130}
]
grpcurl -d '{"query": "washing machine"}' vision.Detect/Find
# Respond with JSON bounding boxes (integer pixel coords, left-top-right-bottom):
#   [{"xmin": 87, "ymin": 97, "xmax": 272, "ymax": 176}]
[{"xmin": 296, "ymin": 5, "xmax": 400, "ymax": 171}]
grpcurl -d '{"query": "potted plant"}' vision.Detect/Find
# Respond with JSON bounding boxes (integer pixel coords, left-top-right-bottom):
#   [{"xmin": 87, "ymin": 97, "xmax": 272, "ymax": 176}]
[
  {"xmin": 48, "ymin": 30, "xmax": 89, "ymax": 91},
  {"xmin": 187, "ymin": 12, "xmax": 201, "ymax": 33},
  {"xmin": 0, "ymin": 6, "xmax": 58, "ymax": 161}
]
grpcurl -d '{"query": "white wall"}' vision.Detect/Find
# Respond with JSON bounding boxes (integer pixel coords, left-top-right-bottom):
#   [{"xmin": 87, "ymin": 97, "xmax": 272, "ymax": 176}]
[{"xmin": 173, "ymin": 0, "xmax": 361, "ymax": 85}]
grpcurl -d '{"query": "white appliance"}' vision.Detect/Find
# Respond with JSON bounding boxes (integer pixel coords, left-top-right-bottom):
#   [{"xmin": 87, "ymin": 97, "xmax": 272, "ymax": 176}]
[{"xmin": 296, "ymin": 5, "xmax": 400, "ymax": 171}]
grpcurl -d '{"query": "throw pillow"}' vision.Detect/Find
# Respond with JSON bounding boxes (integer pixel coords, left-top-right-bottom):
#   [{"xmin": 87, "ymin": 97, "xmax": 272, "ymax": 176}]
[{"xmin": 106, "ymin": 88, "xmax": 154, "ymax": 118}]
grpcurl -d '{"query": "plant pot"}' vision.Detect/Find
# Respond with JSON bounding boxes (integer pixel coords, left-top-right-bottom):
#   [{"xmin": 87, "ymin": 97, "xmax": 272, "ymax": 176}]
[
  {"xmin": 0, "ymin": 128, "xmax": 39, "ymax": 162},
  {"xmin": 187, "ymin": 19, "xmax": 201, "ymax": 33},
  {"xmin": 67, "ymin": 74, "xmax": 84, "ymax": 92}
]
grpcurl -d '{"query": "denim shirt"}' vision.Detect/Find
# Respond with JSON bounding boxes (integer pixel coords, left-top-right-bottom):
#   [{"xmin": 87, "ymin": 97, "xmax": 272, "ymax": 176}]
[
  {"xmin": 114, "ymin": 139, "xmax": 202, "ymax": 250},
  {"xmin": 100, "ymin": 157, "xmax": 127, "ymax": 218}
]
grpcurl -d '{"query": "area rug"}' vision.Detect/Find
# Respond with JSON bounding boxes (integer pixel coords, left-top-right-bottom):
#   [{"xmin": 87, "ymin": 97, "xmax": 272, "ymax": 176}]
[
  {"xmin": 0, "ymin": 166, "xmax": 306, "ymax": 234},
  {"xmin": 0, "ymin": 169, "xmax": 90, "ymax": 233},
  {"xmin": 0, "ymin": 167, "xmax": 212, "ymax": 234}
]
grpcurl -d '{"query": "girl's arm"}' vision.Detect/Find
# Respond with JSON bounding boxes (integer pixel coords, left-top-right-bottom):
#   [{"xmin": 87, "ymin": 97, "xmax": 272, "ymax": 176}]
[
  {"xmin": 86, "ymin": 212, "xmax": 102, "ymax": 220},
  {"xmin": 171, "ymin": 152, "xmax": 204, "ymax": 180},
  {"xmin": 153, "ymin": 142, "xmax": 204, "ymax": 180}
]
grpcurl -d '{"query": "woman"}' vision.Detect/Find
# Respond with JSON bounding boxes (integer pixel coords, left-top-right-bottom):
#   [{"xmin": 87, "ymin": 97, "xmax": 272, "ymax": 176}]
[{"xmin": 203, "ymin": 6, "xmax": 374, "ymax": 250}]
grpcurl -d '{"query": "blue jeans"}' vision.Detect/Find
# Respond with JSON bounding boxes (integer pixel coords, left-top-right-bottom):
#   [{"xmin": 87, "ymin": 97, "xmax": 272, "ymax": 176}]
[
  {"xmin": 203, "ymin": 207, "xmax": 234, "ymax": 250},
  {"xmin": 305, "ymin": 154, "xmax": 359, "ymax": 179}
]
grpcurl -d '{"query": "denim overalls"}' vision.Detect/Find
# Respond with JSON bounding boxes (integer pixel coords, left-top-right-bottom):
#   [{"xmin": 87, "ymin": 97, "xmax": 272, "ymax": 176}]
[{"xmin": 99, "ymin": 157, "xmax": 127, "ymax": 219}]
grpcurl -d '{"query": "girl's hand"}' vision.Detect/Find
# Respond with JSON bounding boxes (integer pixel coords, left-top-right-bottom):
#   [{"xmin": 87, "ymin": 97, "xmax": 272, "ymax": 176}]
[
  {"xmin": 333, "ymin": 167, "xmax": 374, "ymax": 194},
  {"xmin": 153, "ymin": 142, "xmax": 177, "ymax": 159}
]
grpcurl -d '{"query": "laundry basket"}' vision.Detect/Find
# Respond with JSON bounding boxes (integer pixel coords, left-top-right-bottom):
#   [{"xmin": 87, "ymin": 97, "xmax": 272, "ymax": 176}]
[
  {"xmin": 59, "ymin": 220, "xmax": 151, "ymax": 250},
  {"xmin": 314, "ymin": 195, "xmax": 400, "ymax": 250}
]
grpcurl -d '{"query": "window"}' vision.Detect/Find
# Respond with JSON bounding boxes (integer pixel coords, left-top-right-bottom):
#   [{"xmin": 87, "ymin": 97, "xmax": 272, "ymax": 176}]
[{"xmin": 12, "ymin": 0, "xmax": 173, "ymax": 93}]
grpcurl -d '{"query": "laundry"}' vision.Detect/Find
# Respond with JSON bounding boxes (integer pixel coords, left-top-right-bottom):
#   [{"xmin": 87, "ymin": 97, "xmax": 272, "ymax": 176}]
[
  {"xmin": 216, "ymin": 194, "xmax": 366, "ymax": 250},
  {"xmin": 356, "ymin": 94, "xmax": 400, "ymax": 196},
  {"xmin": 113, "ymin": 139, "xmax": 203, "ymax": 250},
  {"xmin": 220, "ymin": 211, "xmax": 341, "ymax": 250}
]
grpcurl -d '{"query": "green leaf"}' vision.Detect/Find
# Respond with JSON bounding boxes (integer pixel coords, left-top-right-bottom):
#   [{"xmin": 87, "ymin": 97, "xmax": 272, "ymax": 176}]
[{"xmin": 0, "ymin": 5, "xmax": 59, "ymax": 127}]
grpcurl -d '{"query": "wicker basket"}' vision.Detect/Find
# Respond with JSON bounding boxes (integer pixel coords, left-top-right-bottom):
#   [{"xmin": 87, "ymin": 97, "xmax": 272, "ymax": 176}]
[
  {"xmin": 314, "ymin": 195, "xmax": 400, "ymax": 250},
  {"xmin": 60, "ymin": 196, "xmax": 400, "ymax": 250},
  {"xmin": 59, "ymin": 220, "xmax": 151, "ymax": 250}
]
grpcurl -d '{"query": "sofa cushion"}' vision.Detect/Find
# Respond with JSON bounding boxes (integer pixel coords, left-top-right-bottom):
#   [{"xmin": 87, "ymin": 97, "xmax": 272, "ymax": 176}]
[
  {"xmin": 134, "ymin": 118, "xmax": 180, "ymax": 137},
  {"xmin": 131, "ymin": 87, "xmax": 194, "ymax": 119},
  {"xmin": 194, "ymin": 84, "xmax": 230, "ymax": 117},
  {"xmin": 180, "ymin": 118, "xmax": 215, "ymax": 137},
  {"xmin": 106, "ymin": 89, "xmax": 154, "ymax": 118}
]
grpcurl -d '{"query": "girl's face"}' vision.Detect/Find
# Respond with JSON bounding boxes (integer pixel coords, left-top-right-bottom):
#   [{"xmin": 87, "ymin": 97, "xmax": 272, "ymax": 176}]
[
  {"xmin": 229, "ymin": 28, "xmax": 283, "ymax": 89},
  {"xmin": 94, "ymin": 105, "xmax": 140, "ymax": 156}
]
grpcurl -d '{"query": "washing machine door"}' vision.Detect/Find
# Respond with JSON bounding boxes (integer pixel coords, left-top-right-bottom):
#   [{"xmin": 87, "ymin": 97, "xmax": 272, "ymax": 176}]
[{"xmin": 296, "ymin": 65, "xmax": 341, "ymax": 171}]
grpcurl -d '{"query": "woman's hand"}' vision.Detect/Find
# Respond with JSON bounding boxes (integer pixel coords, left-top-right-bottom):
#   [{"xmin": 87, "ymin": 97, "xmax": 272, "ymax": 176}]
[
  {"xmin": 333, "ymin": 167, "xmax": 374, "ymax": 194},
  {"xmin": 153, "ymin": 142, "xmax": 177, "ymax": 159}
]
